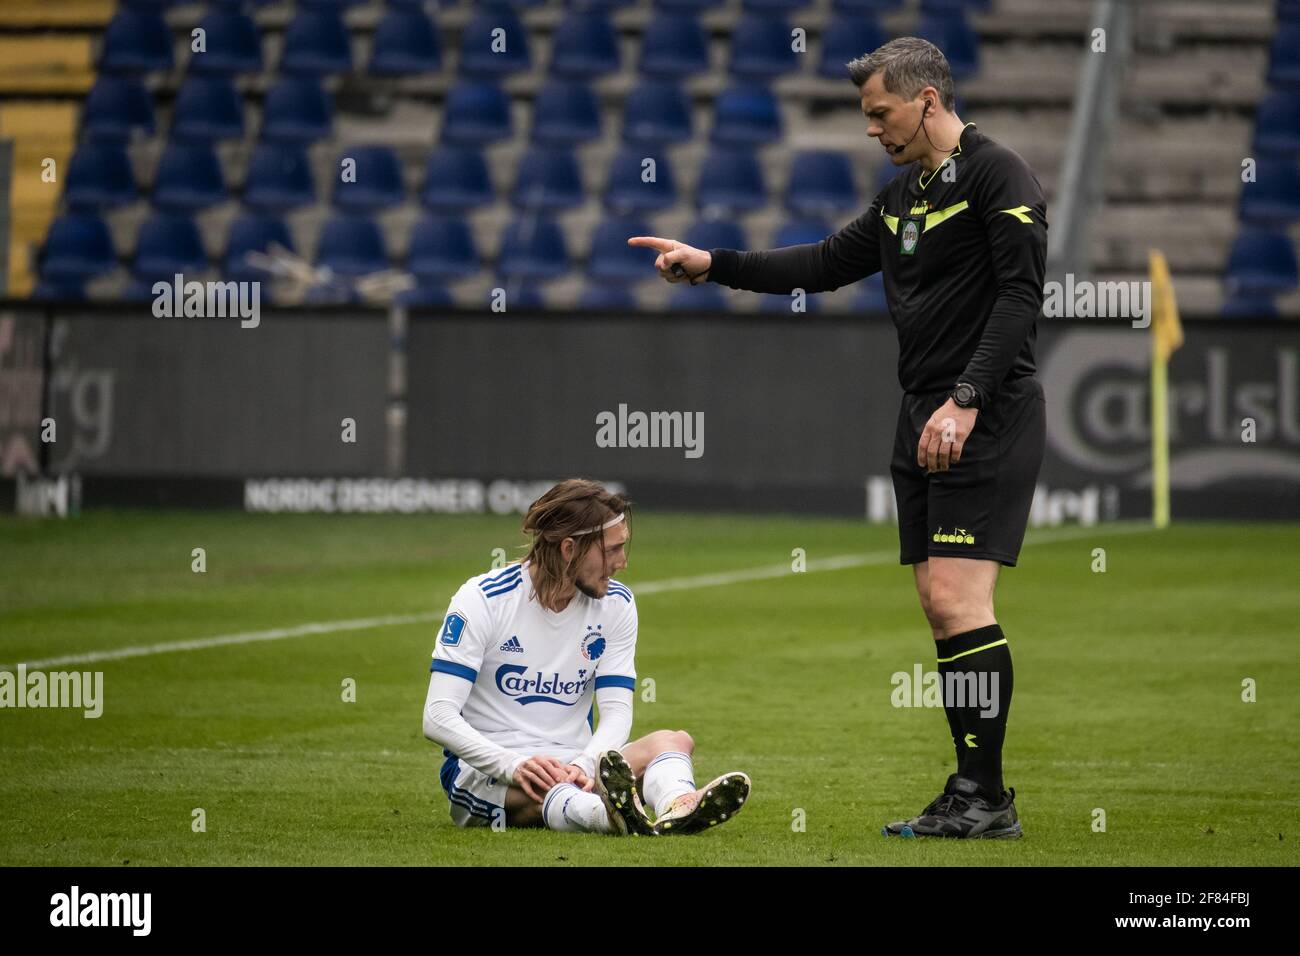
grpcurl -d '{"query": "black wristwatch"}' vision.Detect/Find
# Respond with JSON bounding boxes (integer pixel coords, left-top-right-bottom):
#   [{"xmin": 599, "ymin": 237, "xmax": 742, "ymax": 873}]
[{"xmin": 951, "ymin": 382, "xmax": 982, "ymax": 409}]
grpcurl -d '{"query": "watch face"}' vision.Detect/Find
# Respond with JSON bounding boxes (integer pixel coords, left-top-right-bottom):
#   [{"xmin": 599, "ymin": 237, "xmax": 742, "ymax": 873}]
[{"xmin": 955, "ymin": 384, "xmax": 974, "ymax": 406}]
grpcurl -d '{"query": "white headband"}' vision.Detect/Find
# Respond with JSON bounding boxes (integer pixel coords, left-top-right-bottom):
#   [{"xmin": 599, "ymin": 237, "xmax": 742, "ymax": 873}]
[{"xmin": 573, "ymin": 512, "xmax": 625, "ymax": 536}]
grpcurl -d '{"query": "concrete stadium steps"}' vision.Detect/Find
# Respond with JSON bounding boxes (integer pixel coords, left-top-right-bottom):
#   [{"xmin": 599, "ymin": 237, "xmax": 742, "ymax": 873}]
[
  {"xmin": 0, "ymin": 0, "xmax": 112, "ymax": 29},
  {"xmin": 1, "ymin": 102, "xmax": 79, "ymax": 296},
  {"xmin": 0, "ymin": 35, "xmax": 95, "ymax": 95}
]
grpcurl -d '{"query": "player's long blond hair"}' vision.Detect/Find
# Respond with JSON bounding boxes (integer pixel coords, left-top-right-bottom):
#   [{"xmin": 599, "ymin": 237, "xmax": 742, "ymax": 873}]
[{"xmin": 522, "ymin": 479, "xmax": 631, "ymax": 611}]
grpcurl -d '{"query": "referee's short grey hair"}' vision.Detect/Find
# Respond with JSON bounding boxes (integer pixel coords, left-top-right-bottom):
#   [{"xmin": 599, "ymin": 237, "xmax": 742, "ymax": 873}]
[{"xmin": 846, "ymin": 37, "xmax": 956, "ymax": 113}]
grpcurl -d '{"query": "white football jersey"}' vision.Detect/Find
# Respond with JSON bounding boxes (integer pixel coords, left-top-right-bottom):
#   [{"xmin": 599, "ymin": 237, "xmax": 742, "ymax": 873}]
[{"xmin": 429, "ymin": 560, "xmax": 637, "ymax": 754}]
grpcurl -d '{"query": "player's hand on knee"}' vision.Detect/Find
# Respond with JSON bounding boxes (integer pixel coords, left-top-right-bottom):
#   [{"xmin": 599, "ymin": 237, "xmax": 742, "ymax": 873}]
[
  {"xmin": 514, "ymin": 756, "xmax": 569, "ymax": 802},
  {"xmin": 562, "ymin": 763, "xmax": 593, "ymax": 791},
  {"xmin": 627, "ymin": 236, "xmax": 711, "ymax": 284}
]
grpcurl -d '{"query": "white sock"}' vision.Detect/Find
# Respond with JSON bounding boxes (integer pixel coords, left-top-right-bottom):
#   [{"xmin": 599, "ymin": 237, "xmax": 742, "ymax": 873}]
[
  {"xmin": 642, "ymin": 751, "xmax": 697, "ymax": 818},
  {"xmin": 541, "ymin": 783, "xmax": 615, "ymax": 834}
]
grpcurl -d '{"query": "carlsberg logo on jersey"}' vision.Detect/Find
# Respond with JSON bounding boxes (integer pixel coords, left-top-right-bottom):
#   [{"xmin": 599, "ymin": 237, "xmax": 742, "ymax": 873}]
[{"xmin": 495, "ymin": 664, "xmax": 593, "ymax": 706}]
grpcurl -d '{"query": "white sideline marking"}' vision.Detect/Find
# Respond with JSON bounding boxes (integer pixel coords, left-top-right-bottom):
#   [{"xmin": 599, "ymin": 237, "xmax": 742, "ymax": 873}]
[{"xmin": 3, "ymin": 522, "xmax": 1152, "ymax": 670}]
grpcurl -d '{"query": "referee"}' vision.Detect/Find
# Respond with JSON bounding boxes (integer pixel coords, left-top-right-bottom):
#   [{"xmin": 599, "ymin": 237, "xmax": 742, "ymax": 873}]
[{"xmin": 629, "ymin": 37, "xmax": 1047, "ymax": 839}]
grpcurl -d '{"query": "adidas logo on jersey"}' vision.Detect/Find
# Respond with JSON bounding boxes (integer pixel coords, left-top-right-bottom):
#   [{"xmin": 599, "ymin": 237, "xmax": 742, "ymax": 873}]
[{"xmin": 499, "ymin": 635, "xmax": 525, "ymax": 653}]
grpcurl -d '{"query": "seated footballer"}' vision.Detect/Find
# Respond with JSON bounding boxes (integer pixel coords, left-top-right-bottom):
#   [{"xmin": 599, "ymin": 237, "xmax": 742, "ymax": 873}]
[{"xmin": 422, "ymin": 478, "xmax": 750, "ymax": 835}]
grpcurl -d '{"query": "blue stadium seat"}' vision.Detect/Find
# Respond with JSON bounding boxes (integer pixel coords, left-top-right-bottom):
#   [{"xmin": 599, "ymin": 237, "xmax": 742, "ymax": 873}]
[
  {"xmin": 916, "ymin": 12, "xmax": 980, "ymax": 82},
  {"xmin": 874, "ymin": 157, "xmax": 903, "ymax": 193},
  {"xmin": 578, "ymin": 282, "xmax": 638, "ymax": 311},
  {"xmin": 587, "ymin": 216, "xmax": 656, "ymax": 281},
  {"xmin": 421, "ymin": 146, "xmax": 494, "ymax": 211},
  {"xmin": 82, "ymin": 76, "xmax": 155, "ymax": 142},
  {"xmin": 622, "ymin": 82, "xmax": 692, "ymax": 145},
  {"xmin": 99, "ymin": 9, "xmax": 174, "ymax": 74},
  {"xmin": 64, "ymin": 144, "xmax": 138, "ymax": 208},
  {"xmin": 261, "ymin": 76, "xmax": 333, "ymax": 143},
  {"xmin": 639, "ymin": 17, "xmax": 709, "ymax": 79},
  {"xmin": 729, "ymin": 16, "xmax": 799, "ymax": 79},
  {"xmin": 532, "ymin": 80, "xmax": 603, "ymax": 145},
  {"xmin": 334, "ymin": 145, "xmax": 406, "ymax": 211},
  {"xmin": 153, "ymin": 142, "xmax": 227, "ymax": 210},
  {"xmin": 711, "ymin": 85, "xmax": 782, "ymax": 146},
  {"xmin": 223, "ymin": 212, "xmax": 295, "ymax": 281},
  {"xmin": 1267, "ymin": 24, "xmax": 1300, "ymax": 88},
  {"xmin": 684, "ymin": 218, "xmax": 748, "ymax": 252},
  {"xmin": 243, "ymin": 142, "xmax": 316, "ymax": 210},
  {"xmin": 667, "ymin": 282, "xmax": 730, "ymax": 311},
  {"xmin": 760, "ymin": 288, "xmax": 820, "ymax": 313},
  {"xmin": 459, "ymin": 8, "xmax": 530, "ymax": 77},
  {"xmin": 317, "ymin": 214, "xmax": 389, "ymax": 276},
  {"xmin": 695, "ymin": 148, "xmax": 767, "ymax": 214},
  {"xmin": 1224, "ymin": 229, "xmax": 1299, "ymax": 295},
  {"xmin": 298, "ymin": 0, "xmax": 367, "ymax": 8},
  {"xmin": 920, "ymin": 0, "xmax": 991, "ymax": 12},
  {"xmin": 854, "ymin": 272, "xmax": 887, "ymax": 311},
  {"xmin": 831, "ymin": 0, "xmax": 903, "ymax": 11},
  {"xmin": 281, "ymin": 9, "xmax": 353, "ymax": 75},
  {"xmin": 489, "ymin": 278, "xmax": 548, "ymax": 310},
  {"xmin": 189, "ymin": 9, "xmax": 262, "ymax": 75},
  {"xmin": 497, "ymin": 215, "xmax": 570, "ymax": 280},
  {"xmin": 744, "ymin": 0, "xmax": 812, "ymax": 10},
  {"xmin": 511, "ymin": 147, "xmax": 585, "ymax": 211},
  {"xmin": 550, "ymin": 12, "xmax": 620, "ymax": 79},
  {"xmin": 396, "ymin": 281, "xmax": 455, "ymax": 308},
  {"xmin": 40, "ymin": 213, "xmax": 117, "ymax": 281},
  {"xmin": 133, "ymin": 212, "xmax": 207, "ymax": 278},
  {"xmin": 786, "ymin": 151, "xmax": 857, "ymax": 216},
  {"xmin": 1220, "ymin": 293, "xmax": 1279, "ymax": 318},
  {"xmin": 773, "ymin": 218, "xmax": 832, "ymax": 248},
  {"xmin": 171, "ymin": 75, "xmax": 245, "ymax": 142},
  {"xmin": 1252, "ymin": 92, "xmax": 1300, "ymax": 157},
  {"xmin": 603, "ymin": 147, "xmax": 678, "ymax": 214},
  {"xmin": 369, "ymin": 8, "xmax": 442, "ymax": 76},
  {"xmin": 440, "ymin": 81, "xmax": 512, "ymax": 145},
  {"xmin": 818, "ymin": 14, "xmax": 887, "ymax": 80},
  {"xmin": 407, "ymin": 215, "xmax": 480, "ymax": 281},
  {"xmin": 1238, "ymin": 160, "xmax": 1300, "ymax": 225},
  {"xmin": 31, "ymin": 277, "xmax": 87, "ymax": 302},
  {"xmin": 654, "ymin": 0, "xmax": 710, "ymax": 11}
]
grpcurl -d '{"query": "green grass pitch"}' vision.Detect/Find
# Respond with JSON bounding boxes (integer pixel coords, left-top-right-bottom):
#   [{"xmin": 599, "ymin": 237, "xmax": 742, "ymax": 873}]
[{"xmin": 1, "ymin": 510, "xmax": 1296, "ymax": 866}]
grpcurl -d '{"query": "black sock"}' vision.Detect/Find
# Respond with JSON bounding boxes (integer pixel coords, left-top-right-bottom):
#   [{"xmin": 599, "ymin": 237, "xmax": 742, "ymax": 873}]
[
  {"xmin": 937, "ymin": 623, "xmax": 1013, "ymax": 801},
  {"xmin": 934, "ymin": 641, "xmax": 969, "ymax": 776}
]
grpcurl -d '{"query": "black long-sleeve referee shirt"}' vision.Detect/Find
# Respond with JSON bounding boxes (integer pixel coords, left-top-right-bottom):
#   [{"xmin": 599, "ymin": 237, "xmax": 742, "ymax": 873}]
[{"xmin": 706, "ymin": 123, "xmax": 1048, "ymax": 401}]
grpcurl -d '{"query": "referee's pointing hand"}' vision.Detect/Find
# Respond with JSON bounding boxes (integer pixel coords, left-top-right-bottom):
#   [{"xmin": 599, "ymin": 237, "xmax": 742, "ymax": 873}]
[{"xmin": 627, "ymin": 236, "xmax": 712, "ymax": 284}]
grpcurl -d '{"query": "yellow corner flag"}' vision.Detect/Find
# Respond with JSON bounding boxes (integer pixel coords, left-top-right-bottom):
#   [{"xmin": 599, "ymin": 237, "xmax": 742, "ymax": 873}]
[{"xmin": 1149, "ymin": 249, "xmax": 1184, "ymax": 528}]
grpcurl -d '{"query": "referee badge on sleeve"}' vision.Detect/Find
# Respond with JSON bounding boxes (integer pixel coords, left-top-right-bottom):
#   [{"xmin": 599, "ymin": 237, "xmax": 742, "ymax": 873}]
[{"xmin": 899, "ymin": 216, "xmax": 923, "ymax": 256}]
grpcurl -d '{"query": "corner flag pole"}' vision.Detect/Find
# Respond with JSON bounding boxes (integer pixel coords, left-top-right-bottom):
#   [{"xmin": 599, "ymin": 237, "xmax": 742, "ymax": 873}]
[{"xmin": 1148, "ymin": 249, "xmax": 1183, "ymax": 529}]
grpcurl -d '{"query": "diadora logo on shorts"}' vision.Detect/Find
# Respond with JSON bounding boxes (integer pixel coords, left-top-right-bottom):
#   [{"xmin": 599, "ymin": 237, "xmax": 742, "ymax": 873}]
[
  {"xmin": 495, "ymin": 665, "xmax": 592, "ymax": 706},
  {"xmin": 498, "ymin": 635, "xmax": 524, "ymax": 653},
  {"xmin": 440, "ymin": 613, "xmax": 467, "ymax": 646},
  {"xmin": 933, "ymin": 527, "xmax": 976, "ymax": 545},
  {"xmin": 580, "ymin": 625, "xmax": 605, "ymax": 662}
]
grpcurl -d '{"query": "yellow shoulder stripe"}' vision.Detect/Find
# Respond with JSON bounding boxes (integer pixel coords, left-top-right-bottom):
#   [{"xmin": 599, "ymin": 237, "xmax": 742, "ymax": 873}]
[
  {"xmin": 1000, "ymin": 205, "xmax": 1034, "ymax": 224},
  {"xmin": 925, "ymin": 200, "xmax": 968, "ymax": 232}
]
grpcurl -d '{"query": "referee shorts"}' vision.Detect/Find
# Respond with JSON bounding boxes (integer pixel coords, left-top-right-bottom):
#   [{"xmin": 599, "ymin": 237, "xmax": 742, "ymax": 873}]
[{"xmin": 890, "ymin": 375, "xmax": 1046, "ymax": 567}]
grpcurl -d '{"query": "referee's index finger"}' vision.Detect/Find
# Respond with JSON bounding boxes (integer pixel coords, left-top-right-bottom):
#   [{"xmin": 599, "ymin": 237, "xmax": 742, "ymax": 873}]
[{"xmin": 626, "ymin": 236, "xmax": 675, "ymax": 252}]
